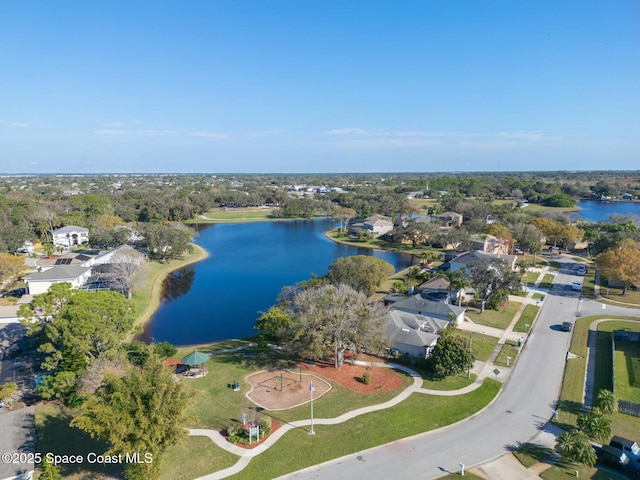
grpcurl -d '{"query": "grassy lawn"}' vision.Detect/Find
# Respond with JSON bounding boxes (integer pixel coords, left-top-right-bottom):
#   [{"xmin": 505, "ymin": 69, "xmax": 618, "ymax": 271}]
[
  {"xmin": 159, "ymin": 436, "xmax": 238, "ymax": 480},
  {"xmin": 541, "ymin": 459, "xmax": 628, "ymax": 480},
  {"xmin": 538, "ymin": 273, "xmax": 556, "ymax": 289},
  {"xmin": 513, "ymin": 443, "xmax": 554, "ymax": 468},
  {"xmin": 176, "ymin": 346, "xmax": 414, "ymax": 429},
  {"xmin": 439, "ymin": 473, "xmax": 485, "ymax": 480},
  {"xmin": 599, "ymin": 285, "xmax": 640, "ymax": 306},
  {"xmin": 228, "ymin": 380, "xmax": 501, "ymax": 480},
  {"xmin": 513, "ymin": 304, "xmax": 540, "ymax": 333},
  {"xmin": 453, "ymin": 330, "xmax": 499, "ymax": 362},
  {"xmin": 532, "ymin": 293, "xmax": 545, "ymax": 300},
  {"xmin": 613, "ymin": 339, "xmax": 640, "ymax": 402},
  {"xmin": 494, "ymin": 341, "xmax": 519, "ymax": 367},
  {"xmin": 35, "ymin": 403, "xmax": 123, "ymax": 479},
  {"xmin": 466, "ymin": 301, "xmax": 520, "ymax": 330},
  {"xmin": 326, "ymin": 228, "xmax": 425, "ymax": 255},
  {"xmin": 192, "ymin": 207, "xmax": 276, "ymax": 223},
  {"xmin": 129, "ymin": 244, "xmax": 208, "ymax": 332},
  {"xmin": 421, "ymin": 372, "xmax": 477, "ymax": 390},
  {"xmin": 556, "ymin": 315, "xmax": 640, "ymax": 437}
]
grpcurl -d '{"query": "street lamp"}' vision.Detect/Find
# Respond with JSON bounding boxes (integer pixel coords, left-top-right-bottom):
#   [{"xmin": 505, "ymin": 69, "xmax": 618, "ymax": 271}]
[{"xmin": 309, "ymin": 382, "xmax": 316, "ymax": 435}]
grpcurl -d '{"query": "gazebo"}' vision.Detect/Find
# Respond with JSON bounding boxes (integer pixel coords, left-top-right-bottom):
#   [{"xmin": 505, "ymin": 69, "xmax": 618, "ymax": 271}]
[{"xmin": 181, "ymin": 351, "xmax": 210, "ymax": 377}]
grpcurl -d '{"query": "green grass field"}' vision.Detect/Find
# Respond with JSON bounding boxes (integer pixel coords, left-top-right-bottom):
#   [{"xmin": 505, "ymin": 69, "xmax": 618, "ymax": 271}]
[
  {"xmin": 613, "ymin": 339, "xmax": 640, "ymax": 402},
  {"xmin": 453, "ymin": 330, "xmax": 499, "ymax": 362},
  {"xmin": 193, "ymin": 207, "xmax": 276, "ymax": 223},
  {"xmin": 227, "ymin": 380, "xmax": 500, "ymax": 480},
  {"xmin": 466, "ymin": 301, "xmax": 520, "ymax": 330},
  {"xmin": 538, "ymin": 273, "xmax": 556, "ymax": 289},
  {"xmin": 513, "ymin": 304, "xmax": 540, "ymax": 333},
  {"xmin": 495, "ymin": 341, "xmax": 519, "ymax": 367}
]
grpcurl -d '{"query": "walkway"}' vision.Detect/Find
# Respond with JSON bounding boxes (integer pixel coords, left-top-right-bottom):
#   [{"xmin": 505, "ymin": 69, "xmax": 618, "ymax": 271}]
[{"xmin": 187, "ymin": 268, "xmax": 570, "ymax": 479}]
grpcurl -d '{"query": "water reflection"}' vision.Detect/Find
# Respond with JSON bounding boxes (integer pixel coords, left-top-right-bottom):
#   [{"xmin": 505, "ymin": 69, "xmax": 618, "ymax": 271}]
[{"xmin": 161, "ymin": 266, "xmax": 196, "ymax": 304}]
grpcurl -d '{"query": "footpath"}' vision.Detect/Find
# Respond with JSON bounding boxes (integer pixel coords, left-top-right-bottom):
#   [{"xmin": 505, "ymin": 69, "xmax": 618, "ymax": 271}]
[{"xmin": 189, "ymin": 268, "xmax": 559, "ymax": 480}]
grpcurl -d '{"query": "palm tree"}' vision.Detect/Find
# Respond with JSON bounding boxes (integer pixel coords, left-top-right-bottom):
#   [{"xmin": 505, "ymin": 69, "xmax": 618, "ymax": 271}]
[
  {"xmin": 555, "ymin": 430, "xmax": 597, "ymax": 467},
  {"xmin": 577, "ymin": 410, "xmax": 611, "ymax": 443},
  {"xmin": 595, "ymin": 389, "xmax": 618, "ymax": 415},
  {"xmin": 529, "ymin": 241, "xmax": 542, "ymax": 267},
  {"xmin": 437, "ymin": 269, "xmax": 469, "ymax": 306}
]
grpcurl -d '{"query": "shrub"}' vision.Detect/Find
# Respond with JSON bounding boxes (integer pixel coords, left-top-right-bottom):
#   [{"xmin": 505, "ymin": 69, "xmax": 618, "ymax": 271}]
[{"xmin": 362, "ymin": 372, "xmax": 371, "ymax": 385}]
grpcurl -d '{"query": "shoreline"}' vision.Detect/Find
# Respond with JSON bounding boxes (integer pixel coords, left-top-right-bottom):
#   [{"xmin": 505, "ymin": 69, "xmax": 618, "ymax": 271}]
[{"xmin": 131, "ymin": 243, "xmax": 210, "ymax": 341}]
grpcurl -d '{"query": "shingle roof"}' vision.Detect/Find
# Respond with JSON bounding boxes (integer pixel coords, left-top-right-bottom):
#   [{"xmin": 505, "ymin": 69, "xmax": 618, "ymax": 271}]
[
  {"xmin": 392, "ymin": 294, "xmax": 465, "ymax": 319},
  {"xmin": 53, "ymin": 225, "xmax": 89, "ymax": 234},
  {"xmin": 25, "ymin": 266, "xmax": 90, "ymax": 282},
  {"xmin": 386, "ymin": 311, "xmax": 440, "ymax": 348}
]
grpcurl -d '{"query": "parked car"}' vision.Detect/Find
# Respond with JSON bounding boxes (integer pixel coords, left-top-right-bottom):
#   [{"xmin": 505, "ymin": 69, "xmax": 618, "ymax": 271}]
[
  {"xmin": 598, "ymin": 445, "xmax": 629, "ymax": 471},
  {"xmin": 610, "ymin": 436, "xmax": 640, "ymax": 462},
  {"xmin": 561, "ymin": 321, "xmax": 572, "ymax": 332},
  {"xmin": 576, "ymin": 266, "xmax": 587, "ymax": 276},
  {"xmin": 572, "ymin": 282, "xmax": 582, "ymax": 291}
]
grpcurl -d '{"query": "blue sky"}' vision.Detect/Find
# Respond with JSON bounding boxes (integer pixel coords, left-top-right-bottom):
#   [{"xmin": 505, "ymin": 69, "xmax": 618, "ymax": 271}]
[{"xmin": 0, "ymin": 1, "xmax": 638, "ymax": 174}]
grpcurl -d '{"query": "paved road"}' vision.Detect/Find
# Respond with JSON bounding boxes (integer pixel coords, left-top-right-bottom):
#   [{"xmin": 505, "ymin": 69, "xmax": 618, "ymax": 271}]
[{"xmin": 281, "ymin": 256, "xmax": 640, "ymax": 480}]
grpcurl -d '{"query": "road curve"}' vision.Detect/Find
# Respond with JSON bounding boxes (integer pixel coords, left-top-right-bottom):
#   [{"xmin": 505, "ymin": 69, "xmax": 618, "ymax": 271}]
[{"xmin": 279, "ymin": 257, "xmax": 640, "ymax": 480}]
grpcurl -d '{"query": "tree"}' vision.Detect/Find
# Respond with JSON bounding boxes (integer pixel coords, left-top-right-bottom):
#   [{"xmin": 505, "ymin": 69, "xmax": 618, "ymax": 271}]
[
  {"xmin": 596, "ymin": 240, "xmax": 640, "ymax": 294},
  {"xmin": 38, "ymin": 291, "xmax": 135, "ymax": 372},
  {"xmin": 108, "ymin": 248, "xmax": 146, "ymax": 298},
  {"xmin": 38, "ymin": 457, "xmax": 62, "ymax": 480},
  {"xmin": 436, "ymin": 269, "xmax": 469, "ymax": 306},
  {"xmin": 326, "ymin": 255, "xmax": 394, "ymax": 296},
  {"xmin": 0, "ymin": 253, "xmax": 25, "ymax": 287},
  {"xmin": 139, "ymin": 223, "xmax": 193, "ymax": 263},
  {"xmin": 427, "ymin": 325, "xmax": 474, "ymax": 377},
  {"xmin": 555, "ymin": 430, "xmax": 597, "ymax": 467},
  {"xmin": 19, "ymin": 282, "xmax": 75, "ymax": 340},
  {"xmin": 577, "ymin": 410, "xmax": 611, "ymax": 443},
  {"xmin": 255, "ymin": 306, "xmax": 293, "ymax": 343},
  {"xmin": 71, "ymin": 355, "xmax": 191, "ymax": 480},
  {"xmin": 332, "ymin": 206, "xmax": 357, "ymax": 234},
  {"xmin": 595, "ymin": 389, "xmax": 618, "ymax": 415},
  {"xmin": 285, "ymin": 284, "xmax": 388, "ymax": 368},
  {"xmin": 467, "ymin": 259, "xmax": 522, "ymax": 312}
]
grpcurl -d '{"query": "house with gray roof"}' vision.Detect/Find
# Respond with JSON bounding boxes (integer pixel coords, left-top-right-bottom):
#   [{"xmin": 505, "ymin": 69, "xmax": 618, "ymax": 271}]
[
  {"xmin": 449, "ymin": 250, "xmax": 517, "ymax": 273},
  {"xmin": 24, "ymin": 265, "xmax": 91, "ymax": 295},
  {"xmin": 390, "ymin": 293, "xmax": 466, "ymax": 325},
  {"xmin": 386, "ymin": 310, "xmax": 443, "ymax": 358}
]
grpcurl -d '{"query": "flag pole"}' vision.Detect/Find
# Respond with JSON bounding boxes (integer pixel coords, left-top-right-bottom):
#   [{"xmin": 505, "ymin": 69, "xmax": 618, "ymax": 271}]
[{"xmin": 309, "ymin": 381, "xmax": 316, "ymax": 435}]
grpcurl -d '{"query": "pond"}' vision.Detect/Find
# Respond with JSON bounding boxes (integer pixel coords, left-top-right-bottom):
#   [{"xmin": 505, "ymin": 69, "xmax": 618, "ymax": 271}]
[
  {"xmin": 575, "ymin": 200, "xmax": 640, "ymax": 222},
  {"xmin": 141, "ymin": 219, "xmax": 416, "ymax": 346}
]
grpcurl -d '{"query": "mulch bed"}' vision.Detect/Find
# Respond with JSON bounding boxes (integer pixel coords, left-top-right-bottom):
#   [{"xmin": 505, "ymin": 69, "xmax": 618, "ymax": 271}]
[{"xmin": 224, "ymin": 419, "xmax": 281, "ymax": 450}]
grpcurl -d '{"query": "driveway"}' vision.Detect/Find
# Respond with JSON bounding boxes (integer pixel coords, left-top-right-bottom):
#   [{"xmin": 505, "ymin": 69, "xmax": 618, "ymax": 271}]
[{"xmin": 0, "ymin": 406, "xmax": 35, "ymax": 479}]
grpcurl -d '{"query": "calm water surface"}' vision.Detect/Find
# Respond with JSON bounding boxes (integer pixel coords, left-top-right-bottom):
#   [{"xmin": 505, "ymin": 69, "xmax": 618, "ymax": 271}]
[
  {"xmin": 142, "ymin": 219, "xmax": 416, "ymax": 345},
  {"xmin": 575, "ymin": 200, "xmax": 640, "ymax": 222}
]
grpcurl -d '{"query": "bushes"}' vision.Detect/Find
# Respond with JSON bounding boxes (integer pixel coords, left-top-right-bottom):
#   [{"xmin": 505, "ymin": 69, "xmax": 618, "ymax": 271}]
[
  {"xmin": 226, "ymin": 417, "xmax": 272, "ymax": 445},
  {"xmin": 362, "ymin": 372, "xmax": 371, "ymax": 385}
]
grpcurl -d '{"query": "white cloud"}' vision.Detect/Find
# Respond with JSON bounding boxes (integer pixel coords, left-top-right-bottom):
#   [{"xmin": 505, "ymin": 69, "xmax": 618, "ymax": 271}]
[
  {"xmin": 103, "ymin": 121, "xmax": 125, "ymax": 127},
  {"xmin": 136, "ymin": 129, "xmax": 179, "ymax": 136},
  {"xmin": 11, "ymin": 122, "xmax": 31, "ymax": 127},
  {"xmin": 249, "ymin": 129, "xmax": 287, "ymax": 137},
  {"xmin": 322, "ymin": 128, "xmax": 368, "ymax": 135},
  {"xmin": 95, "ymin": 129, "xmax": 130, "ymax": 135},
  {"xmin": 189, "ymin": 131, "xmax": 230, "ymax": 139}
]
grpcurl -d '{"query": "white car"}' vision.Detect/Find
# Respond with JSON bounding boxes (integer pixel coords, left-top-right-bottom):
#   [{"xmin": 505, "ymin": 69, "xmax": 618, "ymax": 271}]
[
  {"xmin": 576, "ymin": 266, "xmax": 586, "ymax": 276},
  {"xmin": 572, "ymin": 282, "xmax": 582, "ymax": 291}
]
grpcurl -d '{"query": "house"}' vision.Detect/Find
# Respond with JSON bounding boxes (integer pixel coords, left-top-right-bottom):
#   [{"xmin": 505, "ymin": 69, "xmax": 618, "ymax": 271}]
[
  {"xmin": 449, "ymin": 250, "xmax": 517, "ymax": 273},
  {"xmin": 469, "ymin": 234, "xmax": 510, "ymax": 255},
  {"xmin": 417, "ymin": 276, "xmax": 462, "ymax": 304},
  {"xmin": 51, "ymin": 226, "xmax": 89, "ymax": 248},
  {"xmin": 362, "ymin": 215, "xmax": 394, "ymax": 236},
  {"xmin": 431, "ymin": 212, "xmax": 463, "ymax": 228},
  {"xmin": 385, "ymin": 311, "xmax": 443, "ymax": 358},
  {"xmin": 37, "ymin": 252, "xmax": 96, "ymax": 271},
  {"xmin": 24, "ymin": 266, "xmax": 92, "ymax": 295},
  {"xmin": 389, "ymin": 293, "xmax": 466, "ymax": 325},
  {"xmin": 384, "ymin": 293, "xmax": 465, "ymax": 358},
  {"xmin": 619, "ymin": 193, "xmax": 634, "ymax": 200}
]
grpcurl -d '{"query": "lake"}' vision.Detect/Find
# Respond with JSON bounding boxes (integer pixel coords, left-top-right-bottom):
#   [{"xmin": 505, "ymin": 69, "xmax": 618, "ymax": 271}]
[
  {"xmin": 141, "ymin": 219, "xmax": 416, "ymax": 346},
  {"xmin": 575, "ymin": 200, "xmax": 640, "ymax": 222}
]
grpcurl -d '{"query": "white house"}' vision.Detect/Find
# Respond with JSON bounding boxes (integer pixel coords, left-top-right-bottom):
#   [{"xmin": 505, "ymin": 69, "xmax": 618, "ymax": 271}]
[
  {"xmin": 363, "ymin": 215, "xmax": 394, "ymax": 236},
  {"xmin": 385, "ymin": 310, "xmax": 444, "ymax": 358},
  {"xmin": 24, "ymin": 266, "xmax": 92, "ymax": 295},
  {"xmin": 52, "ymin": 226, "xmax": 89, "ymax": 248}
]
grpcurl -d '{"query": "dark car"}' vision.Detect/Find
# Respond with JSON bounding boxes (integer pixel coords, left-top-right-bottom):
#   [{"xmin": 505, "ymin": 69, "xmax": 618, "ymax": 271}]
[
  {"xmin": 610, "ymin": 436, "xmax": 640, "ymax": 462},
  {"xmin": 598, "ymin": 445, "xmax": 629, "ymax": 470},
  {"xmin": 561, "ymin": 321, "xmax": 572, "ymax": 332}
]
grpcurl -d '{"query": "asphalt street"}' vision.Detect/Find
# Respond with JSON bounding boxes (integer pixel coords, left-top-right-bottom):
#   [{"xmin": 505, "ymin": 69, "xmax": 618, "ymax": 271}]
[{"xmin": 281, "ymin": 257, "xmax": 640, "ymax": 480}]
